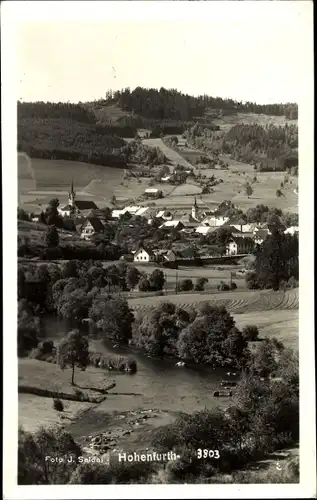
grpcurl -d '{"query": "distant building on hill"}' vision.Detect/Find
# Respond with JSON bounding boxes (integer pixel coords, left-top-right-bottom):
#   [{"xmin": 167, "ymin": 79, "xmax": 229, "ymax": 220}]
[{"xmin": 58, "ymin": 180, "xmax": 98, "ymax": 217}]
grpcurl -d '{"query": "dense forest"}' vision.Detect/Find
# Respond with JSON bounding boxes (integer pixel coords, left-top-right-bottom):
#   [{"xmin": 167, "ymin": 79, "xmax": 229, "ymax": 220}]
[
  {"xmin": 104, "ymin": 87, "xmax": 298, "ymax": 120},
  {"xmin": 185, "ymin": 122, "xmax": 298, "ymax": 171},
  {"xmin": 18, "ymin": 102, "xmax": 132, "ymax": 167}
]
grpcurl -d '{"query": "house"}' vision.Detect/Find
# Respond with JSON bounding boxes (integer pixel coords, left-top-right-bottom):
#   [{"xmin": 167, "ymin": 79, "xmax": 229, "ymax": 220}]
[
  {"xmin": 156, "ymin": 210, "xmax": 173, "ymax": 221},
  {"xmin": 226, "ymin": 217, "xmax": 249, "ymax": 233},
  {"xmin": 134, "ymin": 207, "xmax": 150, "ymax": 217},
  {"xmin": 133, "ymin": 247, "xmax": 155, "ymax": 263},
  {"xmin": 144, "ymin": 188, "xmax": 162, "ymax": 198},
  {"xmin": 58, "ymin": 180, "xmax": 98, "ymax": 217},
  {"xmin": 153, "ymin": 249, "xmax": 177, "ymax": 263},
  {"xmin": 181, "ymin": 221, "xmax": 200, "ymax": 233},
  {"xmin": 226, "ymin": 237, "xmax": 254, "ymax": 256},
  {"xmin": 284, "ymin": 226, "xmax": 299, "ymax": 236},
  {"xmin": 124, "ymin": 206, "xmax": 142, "ymax": 215},
  {"xmin": 80, "ymin": 217, "xmax": 105, "ymax": 240},
  {"xmin": 195, "ymin": 226, "xmax": 218, "ymax": 236},
  {"xmin": 111, "ymin": 209, "xmax": 126, "ymax": 219},
  {"xmin": 231, "ymin": 231, "xmax": 254, "ymax": 239},
  {"xmin": 159, "ymin": 220, "xmax": 184, "ymax": 230},
  {"xmin": 201, "ymin": 215, "xmax": 229, "ymax": 227}
]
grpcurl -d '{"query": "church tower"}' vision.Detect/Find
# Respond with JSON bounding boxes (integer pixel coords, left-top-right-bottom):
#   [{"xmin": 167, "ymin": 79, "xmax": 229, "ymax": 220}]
[
  {"xmin": 68, "ymin": 178, "xmax": 76, "ymax": 207},
  {"xmin": 192, "ymin": 197, "xmax": 198, "ymax": 220}
]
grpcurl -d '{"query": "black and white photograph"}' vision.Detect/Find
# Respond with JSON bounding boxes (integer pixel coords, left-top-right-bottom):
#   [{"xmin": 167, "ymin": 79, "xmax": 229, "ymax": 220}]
[{"xmin": 2, "ymin": 1, "xmax": 315, "ymax": 497}]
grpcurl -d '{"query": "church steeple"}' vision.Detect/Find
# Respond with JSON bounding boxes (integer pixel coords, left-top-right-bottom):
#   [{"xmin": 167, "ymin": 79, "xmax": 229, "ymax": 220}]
[
  {"xmin": 192, "ymin": 197, "xmax": 199, "ymax": 220},
  {"xmin": 68, "ymin": 178, "xmax": 76, "ymax": 207}
]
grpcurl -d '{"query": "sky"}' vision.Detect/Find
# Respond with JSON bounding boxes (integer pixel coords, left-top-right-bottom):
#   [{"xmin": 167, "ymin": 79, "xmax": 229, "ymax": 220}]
[{"xmin": 11, "ymin": 1, "xmax": 312, "ymax": 104}]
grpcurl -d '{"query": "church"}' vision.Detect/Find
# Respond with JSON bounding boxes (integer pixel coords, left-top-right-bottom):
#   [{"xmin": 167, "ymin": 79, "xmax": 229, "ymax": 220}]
[{"xmin": 58, "ymin": 180, "xmax": 98, "ymax": 217}]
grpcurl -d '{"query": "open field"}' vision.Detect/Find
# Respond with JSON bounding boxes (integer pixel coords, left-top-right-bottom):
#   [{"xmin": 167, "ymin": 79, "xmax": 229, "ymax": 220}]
[
  {"xmin": 19, "ymin": 358, "xmax": 114, "ymax": 398},
  {"xmin": 18, "ymin": 154, "xmax": 124, "ymax": 210},
  {"xmin": 18, "ymin": 393, "xmax": 92, "ymax": 433},
  {"xmin": 142, "ymin": 138, "xmax": 194, "ymax": 169},
  {"xmin": 128, "ymin": 287, "xmax": 299, "ymax": 312},
  {"xmin": 18, "ymin": 154, "xmax": 176, "ymax": 210},
  {"xmin": 170, "ymin": 182, "xmax": 202, "ymax": 196}
]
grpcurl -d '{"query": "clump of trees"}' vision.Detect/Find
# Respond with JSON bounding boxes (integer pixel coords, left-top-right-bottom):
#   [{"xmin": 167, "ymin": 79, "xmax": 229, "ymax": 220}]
[
  {"xmin": 247, "ymin": 228, "xmax": 298, "ymax": 290},
  {"xmin": 133, "ymin": 301, "xmax": 250, "ymax": 369}
]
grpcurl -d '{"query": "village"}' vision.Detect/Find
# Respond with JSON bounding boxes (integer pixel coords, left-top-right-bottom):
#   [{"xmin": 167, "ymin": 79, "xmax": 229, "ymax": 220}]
[{"xmin": 28, "ymin": 179, "xmax": 299, "ymax": 266}]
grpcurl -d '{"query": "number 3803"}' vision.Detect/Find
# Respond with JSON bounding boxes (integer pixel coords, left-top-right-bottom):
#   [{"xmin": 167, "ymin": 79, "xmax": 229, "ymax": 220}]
[{"xmin": 196, "ymin": 449, "xmax": 220, "ymax": 459}]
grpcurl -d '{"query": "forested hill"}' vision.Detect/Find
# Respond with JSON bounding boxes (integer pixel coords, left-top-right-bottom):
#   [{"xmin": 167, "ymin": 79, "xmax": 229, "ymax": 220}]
[{"xmin": 103, "ymin": 87, "xmax": 298, "ymax": 121}]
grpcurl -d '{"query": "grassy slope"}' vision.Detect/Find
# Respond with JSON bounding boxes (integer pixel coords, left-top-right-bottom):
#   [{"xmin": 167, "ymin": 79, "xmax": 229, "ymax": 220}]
[{"xmin": 18, "ymin": 220, "xmax": 91, "ymax": 249}]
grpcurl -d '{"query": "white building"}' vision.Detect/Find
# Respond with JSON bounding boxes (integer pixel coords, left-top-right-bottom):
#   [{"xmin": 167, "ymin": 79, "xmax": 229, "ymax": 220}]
[
  {"xmin": 195, "ymin": 226, "xmax": 217, "ymax": 236},
  {"xmin": 226, "ymin": 237, "xmax": 254, "ymax": 256},
  {"xmin": 159, "ymin": 220, "xmax": 183, "ymax": 230},
  {"xmin": 133, "ymin": 247, "xmax": 154, "ymax": 262},
  {"xmin": 284, "ymin": 226, "xmax": 299, "ymax": 236}
]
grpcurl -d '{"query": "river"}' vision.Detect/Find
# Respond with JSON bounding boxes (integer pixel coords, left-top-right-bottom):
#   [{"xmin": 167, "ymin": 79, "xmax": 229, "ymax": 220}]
[{"xmin": 40, "ymin": 315, "xmax": 237, "ymax": 437}]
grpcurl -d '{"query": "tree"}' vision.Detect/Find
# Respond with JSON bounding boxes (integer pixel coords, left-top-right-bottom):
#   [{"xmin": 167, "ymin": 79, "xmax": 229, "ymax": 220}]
[
  {"xmin": 149, "ymin": 269, "xmax": 165, "ymax": 291},
  {"xmin": 89, "ymin": 294, "xmax": 134, "ymax": 345},
  {"xmin": 18, "ymin": 426, "xmax": 81, "ymax": 484},
  {"xmin": 250, "ymin": 230, "xmax": 298, "ymax": 290},
  {"xmin": 248, "ymin": 338, "xmax": 283, "ymax": 378},
  {"xmin": 177, "ymin": 306, "xmax": 248, "ymax": 368},
  {"xmin": 44, "ymin": 225, "xmax": 59, "ymax": 248},
  {"xmin": 245, "ymin": 183, "xmax": 253, "ymax": 199},
  {"xmin": 242, "ymin": 325, "xmax": 259, "ymax": 341},
  {"xmin": 125, "ymin": 266, "xmax": 140, "ymax": 290},
  {"xmin": 18, "ymin": 300, "xmax": 40, "ymax": 356},
  {"xmin": 45, "ymin": 198, "xmax": 62, "ymax": 226},
  {"xmin": 57, "ymin": 329, "xmax": 89, "ymax": 385},
  {"xmin": 57, "ymin": 289, "xmax": 91, "ymax": 323},
  {"xmin": 125, "ymin": 266, "xmax": 141, "ymax": 290},
  {"xmin": 138, "ymin": 277, "xmax": 151, "ymax": 292},
  {"xmin": 18, "ymin": 207, "xmax": 30, "ymax": 221},
  {"xmin": 276, "ymin": 189, "xmax": 283, "ymax": 198}
]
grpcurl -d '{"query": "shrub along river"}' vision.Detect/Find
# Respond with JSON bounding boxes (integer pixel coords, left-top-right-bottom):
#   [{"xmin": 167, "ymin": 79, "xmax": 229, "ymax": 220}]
[{"xmin": 40, "ymin": 315, "xmax": 238, "ymax": 438}]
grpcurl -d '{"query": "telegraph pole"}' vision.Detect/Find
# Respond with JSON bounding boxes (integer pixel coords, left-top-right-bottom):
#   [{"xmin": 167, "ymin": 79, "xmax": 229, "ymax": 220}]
[{"xmin": 175, "ymin": 271, "xmax": 178, "ymax": 294}]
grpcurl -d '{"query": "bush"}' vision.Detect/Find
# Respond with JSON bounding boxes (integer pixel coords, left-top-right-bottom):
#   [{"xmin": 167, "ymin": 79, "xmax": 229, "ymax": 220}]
[
  {"xmin": 217, "ymin": 282, "xmax": 230, "ymax": 291},
  {"xmin": 53, "ymin": 398, "xmax": 64, "ymax": 412},
  {"xmin": 242, "ymin": 324, "xmax": 259, "ymax": 341},
  {"xmin": 287, "ymin": 276, "xmax": 299, "ymax": 289},
  {"xmin": 178, "ymin": 279, "xmax": 194, "ymax": 292},
  {"xmin": 194, "ymin": 277, "xmax": 208, "ymax": 291},
  {"xmin": 127, "ymin": 358, "xmax": 137, "ymax": 373},
  {"xmin": 230, "ymin": 281, "xmax": 237, "ymax": 290}
]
